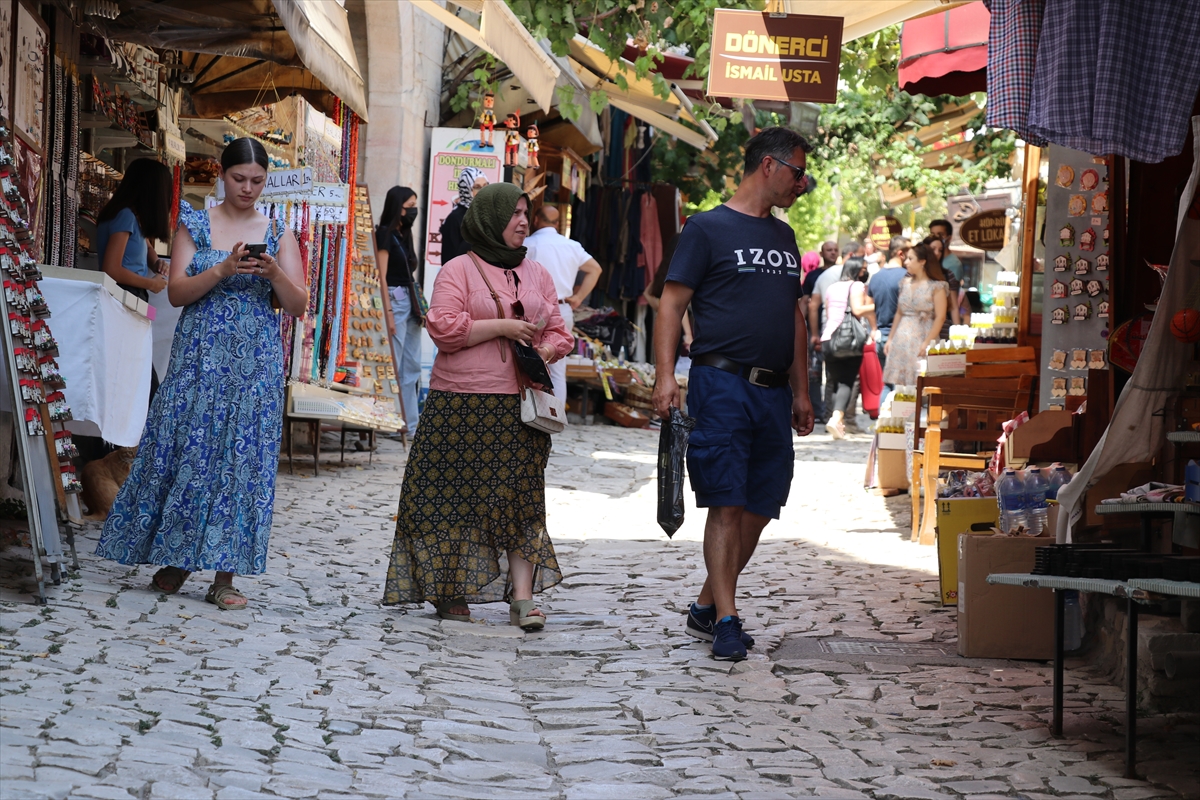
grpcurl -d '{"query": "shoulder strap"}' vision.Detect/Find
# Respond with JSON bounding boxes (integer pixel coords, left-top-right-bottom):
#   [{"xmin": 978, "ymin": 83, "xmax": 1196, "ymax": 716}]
[{"xmin": 468, "ymin": 252, "xmax": 508, "ymax": 364}]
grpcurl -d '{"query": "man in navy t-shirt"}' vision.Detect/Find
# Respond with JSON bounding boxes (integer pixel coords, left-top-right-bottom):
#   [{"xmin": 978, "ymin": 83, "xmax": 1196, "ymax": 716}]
[{"xmin": 653, "ymin": 127, "xmax": 816, "ymax": 662}]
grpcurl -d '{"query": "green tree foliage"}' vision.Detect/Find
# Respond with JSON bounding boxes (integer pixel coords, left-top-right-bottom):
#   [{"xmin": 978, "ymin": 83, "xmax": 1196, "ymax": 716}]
[{"xmin": 503, "ymin": 3, "xmax": 1016, "ymax": 241}]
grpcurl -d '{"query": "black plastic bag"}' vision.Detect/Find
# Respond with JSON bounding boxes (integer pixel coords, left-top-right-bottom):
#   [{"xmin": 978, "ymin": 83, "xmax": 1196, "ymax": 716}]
[{"xmin": 657, "ymin": 407, "xmax": 695, "ymax": 537}]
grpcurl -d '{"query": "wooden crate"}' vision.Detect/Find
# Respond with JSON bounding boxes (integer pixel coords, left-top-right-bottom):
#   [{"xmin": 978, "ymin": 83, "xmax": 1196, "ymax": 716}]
[
  {"xmin": 965, "ymin": 346, "xmax": 1038, "ymax": 379},
  {"xmin": 603, "ymin": 402, "xmax": 651, "ymax": 428}
]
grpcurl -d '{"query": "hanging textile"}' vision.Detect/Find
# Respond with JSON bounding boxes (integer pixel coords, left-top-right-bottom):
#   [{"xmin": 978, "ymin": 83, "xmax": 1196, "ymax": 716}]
[
  {"xmin": 639, "ymin": 192, "xmax": 662, "ymax": 276},
  {"xmin": 984, "ymin": 0, "xmax": 1200, "ymax": 163}
]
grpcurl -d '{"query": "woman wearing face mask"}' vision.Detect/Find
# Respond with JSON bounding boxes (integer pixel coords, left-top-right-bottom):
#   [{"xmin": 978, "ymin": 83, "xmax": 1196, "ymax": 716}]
[
  {"xmin": 377, "ymin": 186, "xmax": 424, "ymax": 434},
  {"xmin": 95, "ymin": 138, "xmax": 308, "ymax": 610},
  {"xmin": 438, "ymin": 167, "xmax": 488, "ymax": 264},
  {"xmin": 383, "ymin": 183, "xmax": 573, "ymax": 629}
]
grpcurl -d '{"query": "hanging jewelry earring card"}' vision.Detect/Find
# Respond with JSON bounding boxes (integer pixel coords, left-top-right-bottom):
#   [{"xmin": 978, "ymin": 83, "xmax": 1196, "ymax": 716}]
[
  {"xmin": 337, "ymin": 185, "xmax": 403, "ymax": 418},
  {"xmin": 1040, "ymin": 144, "xmax": 1111, "ymax": 410}
]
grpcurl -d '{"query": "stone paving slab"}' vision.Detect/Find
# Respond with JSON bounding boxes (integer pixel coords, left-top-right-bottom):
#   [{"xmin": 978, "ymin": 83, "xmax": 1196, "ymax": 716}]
[{"xmin": 1, "ymin": 424, "xmax": 1197, "ymax": 799}]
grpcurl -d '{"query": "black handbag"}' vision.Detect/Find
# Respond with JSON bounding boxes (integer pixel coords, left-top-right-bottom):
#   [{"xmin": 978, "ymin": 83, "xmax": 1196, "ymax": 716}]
[{"xmin": 828, "ymin": 282, "xmax": 869, "ymax": 359}]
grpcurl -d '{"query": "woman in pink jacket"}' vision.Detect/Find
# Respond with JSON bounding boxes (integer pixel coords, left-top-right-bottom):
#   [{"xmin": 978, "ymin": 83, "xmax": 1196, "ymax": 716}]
[{"xmin": 382, "ymin": 183, "xmax": 573, "ymax": 630}]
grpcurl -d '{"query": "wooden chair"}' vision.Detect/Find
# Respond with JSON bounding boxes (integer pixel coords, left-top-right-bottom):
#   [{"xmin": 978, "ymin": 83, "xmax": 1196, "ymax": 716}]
[{"xmin": 910, "ymin": 374, "xmax": 1037, "ymax": 545}]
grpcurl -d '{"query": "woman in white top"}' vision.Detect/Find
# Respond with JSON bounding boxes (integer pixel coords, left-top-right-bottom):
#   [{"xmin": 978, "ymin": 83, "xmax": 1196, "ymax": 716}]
[{"xmin": 820, "ymin": 257, "xmax": 876, "ymax": 439}]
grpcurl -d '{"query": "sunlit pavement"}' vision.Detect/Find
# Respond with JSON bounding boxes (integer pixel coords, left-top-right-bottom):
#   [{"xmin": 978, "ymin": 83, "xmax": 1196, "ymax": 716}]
[{"xmin": 1, "ymin": 422, "xmax": 1196, "ymax": 799}]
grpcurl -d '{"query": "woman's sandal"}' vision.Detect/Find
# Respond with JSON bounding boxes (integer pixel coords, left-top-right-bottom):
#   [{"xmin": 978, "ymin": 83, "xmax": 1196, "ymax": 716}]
[
  {"xmin": 205, "ymin": 583, "xmax": 248, "ymax": 611},
  {"xmin": 510, "ymin": 599, "xmax": 546, "ymax": 631},
  {"xmin": 150, "ymin": 566, "xmax": 191, "ymax": 594},
  {"xmin": 436, "ymin": 597, "xmax": 470, "ymax": 622}
]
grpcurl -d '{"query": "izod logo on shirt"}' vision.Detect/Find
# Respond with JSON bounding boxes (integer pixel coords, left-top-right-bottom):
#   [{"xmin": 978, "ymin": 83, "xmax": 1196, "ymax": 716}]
[{"xmin": 733, "ymin": 248, "xmax": 799, "ymax": 277}]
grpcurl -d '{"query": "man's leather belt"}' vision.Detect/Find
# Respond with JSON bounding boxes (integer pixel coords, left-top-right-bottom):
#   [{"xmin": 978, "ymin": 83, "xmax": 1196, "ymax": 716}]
[{"xmin": 693, "ymin": 354, "xmax": 790, "ymax": 388}]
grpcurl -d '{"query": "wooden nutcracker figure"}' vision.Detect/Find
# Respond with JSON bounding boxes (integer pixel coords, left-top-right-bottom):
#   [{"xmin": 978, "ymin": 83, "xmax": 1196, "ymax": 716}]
[
  {"xmin": 478, "ymin": 91, "xmax": 496, "ymax": 148},
  {"xmin": 503, "ymin": 111, "xmax": 521, "ymax": 167},
  {"xmin": 526, "ymin": 120, "xmax": 540, "ymax": 170}
]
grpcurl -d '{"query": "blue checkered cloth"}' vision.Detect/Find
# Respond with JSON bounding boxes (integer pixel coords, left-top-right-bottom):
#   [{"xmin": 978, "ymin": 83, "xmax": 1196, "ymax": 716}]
[
  {"xmin": 983, "ymin": 0, "xmax": 1047, "ymax": 146},
  {"xmin": 985, "ymin": 0, "xmax": 1200, "ymax": 163}
]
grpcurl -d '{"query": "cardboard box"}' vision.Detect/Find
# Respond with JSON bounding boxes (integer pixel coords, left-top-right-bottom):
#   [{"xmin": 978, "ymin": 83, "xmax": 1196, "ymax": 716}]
[
  {"xmin": 877, "ymin": 449, "xmax": 908, "ymax": 491},
  {"xmin": 922, "ymin": 353, "xmax": 967, "ymax": 376},
  {"xmin": 936, "ymin": 498, "xmax": 1000, "ymax": 605},
  {"xmin": 957, "ymin": 534, "xmax": 1055, "ymax": 659},
  {"xmin": 877, "ymin": 432, "xmax": 907, "ymax": 450},
  {"xmin": 890, "ymin": 400, "xmax": 916, "ymax": 419}
]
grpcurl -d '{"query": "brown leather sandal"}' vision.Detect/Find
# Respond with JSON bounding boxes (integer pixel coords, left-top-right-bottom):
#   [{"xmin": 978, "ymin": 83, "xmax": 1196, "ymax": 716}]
[{"xmin": 151, "ymin": 566, "xmax": 191, "ymax": 594}]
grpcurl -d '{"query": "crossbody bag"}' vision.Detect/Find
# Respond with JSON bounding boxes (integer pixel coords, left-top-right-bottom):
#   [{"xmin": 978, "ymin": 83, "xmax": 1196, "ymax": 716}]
[
  {"xmin": 468, "ymin": 253, "xmax": 566, "ymax": 434},
  {"xmin": 828, "ymin": 281, "xmax": 870, "ymax": 359}
]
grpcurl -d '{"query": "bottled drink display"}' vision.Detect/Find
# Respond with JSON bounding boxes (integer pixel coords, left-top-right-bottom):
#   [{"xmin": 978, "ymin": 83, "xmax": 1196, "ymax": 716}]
[
  {"xmin": 1046, "ymin": 464, "xmax": 1073, "ymax": 501},
  {"xmin": 997, "ymin": 468, "xmax": 1027, "ymax": 535},
  {"xmin": 1024, "ymin": 467, "xmax": 1049, "ymax": 538}
]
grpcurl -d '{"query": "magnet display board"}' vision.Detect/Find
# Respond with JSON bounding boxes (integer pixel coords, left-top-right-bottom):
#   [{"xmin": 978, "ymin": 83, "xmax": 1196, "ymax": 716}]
[{"xmin": 1039, "ymin": 144, "xmax": 1112, "ymax": 410}]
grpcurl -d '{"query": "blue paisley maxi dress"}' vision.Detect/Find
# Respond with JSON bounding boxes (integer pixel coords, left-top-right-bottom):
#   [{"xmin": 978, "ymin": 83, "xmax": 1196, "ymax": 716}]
[{"xmin": 95, "ymin": 206, "xmax": 285, "ymax": 575}]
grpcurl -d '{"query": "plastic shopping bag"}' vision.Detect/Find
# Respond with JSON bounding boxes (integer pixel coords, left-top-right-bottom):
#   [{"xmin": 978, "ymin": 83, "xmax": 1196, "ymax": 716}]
[{"xmin": 657, "ymin": 406, "xmax": 695, "ymax": 537}]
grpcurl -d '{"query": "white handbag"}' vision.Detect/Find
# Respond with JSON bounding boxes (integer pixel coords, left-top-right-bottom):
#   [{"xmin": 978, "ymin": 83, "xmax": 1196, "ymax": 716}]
[
  {"xmin": 520, "ymin": 386, "xmax": 566, "ymax": 434},
  {"xmin": 469, "ymin": 253, "xmax": 567, "ymax": 435}
]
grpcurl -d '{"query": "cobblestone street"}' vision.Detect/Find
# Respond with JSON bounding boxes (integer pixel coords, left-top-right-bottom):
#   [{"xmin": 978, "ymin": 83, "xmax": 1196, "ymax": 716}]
[{"xmin": 1, "ymin": 426, "xmax": 1197, "ymax": 800}]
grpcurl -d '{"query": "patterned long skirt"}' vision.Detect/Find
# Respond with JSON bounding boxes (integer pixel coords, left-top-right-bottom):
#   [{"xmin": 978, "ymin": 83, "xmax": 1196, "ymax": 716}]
[{"xmin": 382, "ymin": 391, "xmax": 562, "ymax": 606}]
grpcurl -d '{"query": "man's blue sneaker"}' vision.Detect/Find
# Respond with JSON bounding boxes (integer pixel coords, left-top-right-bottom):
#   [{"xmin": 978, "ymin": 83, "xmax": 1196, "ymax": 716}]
[
  {"xmin": 686, "ymin": 603, "xmax": 755, "ymax": 648},
  {"xmin": 711, "ymin": 615, "xmax": 748, "ymax": 661}
]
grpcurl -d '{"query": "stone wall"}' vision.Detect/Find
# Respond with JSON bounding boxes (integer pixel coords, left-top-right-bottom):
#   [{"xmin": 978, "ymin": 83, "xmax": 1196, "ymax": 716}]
[
  {"xmin": 1082, "ymin": 594, "xmax": 1200, "ymax": 713},
  {"xmin": 346, "ymin": 0, "xmax": 446, "ymax": 234}
]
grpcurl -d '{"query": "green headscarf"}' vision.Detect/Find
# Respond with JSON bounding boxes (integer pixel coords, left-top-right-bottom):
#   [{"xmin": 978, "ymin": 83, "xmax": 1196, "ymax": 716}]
[{"xmin": 461, "ymin": 182, "xmax": 529, "ymax": 267}]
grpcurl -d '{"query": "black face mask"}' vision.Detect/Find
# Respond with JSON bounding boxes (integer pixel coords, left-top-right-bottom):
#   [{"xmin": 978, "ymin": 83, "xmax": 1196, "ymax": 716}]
[{"xmin": 403, "ymin": 207, "xmax": 419, "ymax": 223}]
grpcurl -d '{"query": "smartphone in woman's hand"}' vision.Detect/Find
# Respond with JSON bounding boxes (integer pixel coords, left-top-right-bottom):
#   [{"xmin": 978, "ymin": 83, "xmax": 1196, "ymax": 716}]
[{"xmin": 241, "ymin": 243, "xmax": 267, "ymax": 262}]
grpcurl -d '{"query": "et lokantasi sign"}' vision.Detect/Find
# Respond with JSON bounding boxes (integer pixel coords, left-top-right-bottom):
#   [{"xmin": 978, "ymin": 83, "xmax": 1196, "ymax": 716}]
[
  {"xmin": 959, "ymin": 208, "xmax": 1009, "ymax": 251},
  {"xmin": 707, "ymin": 9, "xmax": 843, "ymax": 104}
]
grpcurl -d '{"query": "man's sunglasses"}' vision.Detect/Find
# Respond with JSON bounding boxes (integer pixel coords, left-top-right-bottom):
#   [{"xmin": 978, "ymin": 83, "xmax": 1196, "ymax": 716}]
[{"xmin": 772, "ymin": 156, "xmax": 807, "ymax": 183}]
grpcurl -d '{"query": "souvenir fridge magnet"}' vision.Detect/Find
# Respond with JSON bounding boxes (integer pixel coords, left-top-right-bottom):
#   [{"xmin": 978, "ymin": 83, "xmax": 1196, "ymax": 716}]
[
  {"xmin": 1103, "ymin": 224, "xmax": 1110, "ymax": 248},
  {"xmin": 1056, "ymin": 165, "xmax": 1075, "ymax": 188},
  {"xmin": 1048, "ymin": 350, "xmax": 1067, "ymax": 370},
  {"xmin": 1070, "ymin": 349, "xmax": 1088, "ymax": 370},
  {"xmin": 1098, "ymin": 300, "xmax": 1110, "ymax": 319},
  {"xmin": 1054, "ymin": 254, "xmax": 1071, "ymax": 271},
  {"xmin": 1069, "ymin": 377, "xmax": 1087, "ymax": 396},
  {"xmin": 1069, "ymin": 278, "xmax": 1085, "ymax": 296},
  {"xmin": 1068, "ymin": 195, "xmax": 1087, "ymax": 216},
  {"xmin": 1086, "ymin": 279, "xmax": 1104, "ymax": 297},
  {"xmin": 1088, "ymin": 350, "xmax": 1107, "ymax": 370},
  {"xmin": 1060, "ymin": 224, "xmax": 1075, "ymax": 247},
  {"xmin": 1080, "ymin": 168, "xmax": 1100, "ymax": 191},
  {"xmin": 1097, "ymin": 252, "xmax": 1110, "ymax": 271},
  {"xmin": 1052, "ymin": 306, "xmax": 1069, "ymax": 324},
  {"xmin": 1092, "ymin": 191, "xmax": 1108, "ymax": 214},
  {"xmin": 1051, "ymin": 377, "xmax": 1068, "ymax": 398},
  {"xmin": 1080, "ymin": 228, "xmax": 1096, "ymax": 252},
  {"xmin": 1073, "ymin": 301, "xmax": 1093, "ymax": 321},
  {"xmin": 1075, "ymin": 256, "xmax": 1091, "ymax": 275},
  {"xmin": 1051, "ymin": 280, "xmax": 1067, "ymax": 299}
]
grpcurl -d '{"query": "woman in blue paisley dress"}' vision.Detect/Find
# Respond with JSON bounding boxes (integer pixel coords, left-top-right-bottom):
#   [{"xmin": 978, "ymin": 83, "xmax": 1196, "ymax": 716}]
[{"xmin": 95, "ymin": 139, "xmax": 308, "ymax": 610}]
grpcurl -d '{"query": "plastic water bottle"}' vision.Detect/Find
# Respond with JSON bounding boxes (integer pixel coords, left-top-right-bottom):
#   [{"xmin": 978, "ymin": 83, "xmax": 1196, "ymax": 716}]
[
  {"xmin": 1046, "ymin": 465, "xmax": 1072, "ymax": 502},
  {"xmin": 1025, "ymin": 467, "xmax": 1049, "ymax": 537},
  {"xmin": 997, "ymin": 468, "xmax": 1027, "ymax": 535}
]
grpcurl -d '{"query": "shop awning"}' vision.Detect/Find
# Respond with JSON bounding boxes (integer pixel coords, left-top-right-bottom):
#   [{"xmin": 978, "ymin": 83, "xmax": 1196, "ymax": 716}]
[
  {"xmin": 411, "ymin": 0, "xmax": 561, "ymax": 112},
  {"xmin": 568, "ymin": 36, "xmax": 716, "ymax": 150},
  {"xmin": 776, "ymin": 0, "xmax": 977, "ymax": 42},
  {"xmin": 899, "ymin": 2, "xmax": 989, "ymax": 96},
  {"xmin": 57, "ymin": 0, "xmax": 368, "ymax": 121}
]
